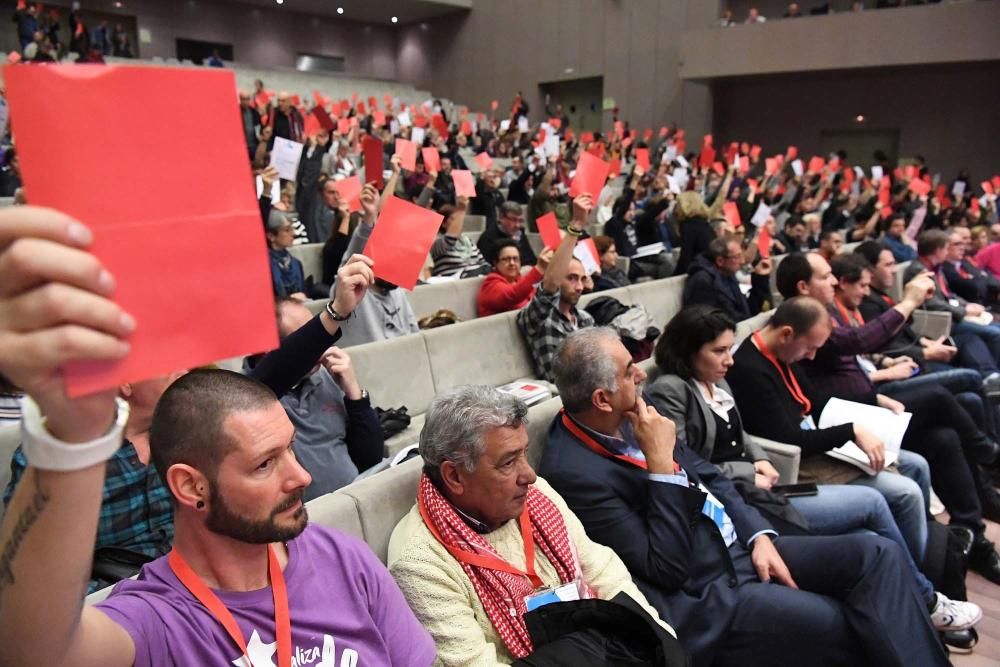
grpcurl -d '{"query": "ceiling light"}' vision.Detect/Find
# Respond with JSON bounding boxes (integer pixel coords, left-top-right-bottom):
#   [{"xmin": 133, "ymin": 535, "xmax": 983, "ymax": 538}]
[
  {"xmin": 276, "ymin": 0, "xmax": 283, "ymax": 4},
  {"xmin": 391, "ymin": 16, "xmax": 398, "ymax": 23},
  {"xmin": 855, "ymin": 114, "xmax": 865, "ymax": 122},
  {"xmin": 337, "ymin": 7, "xmax": 344, "ymax": 14}
]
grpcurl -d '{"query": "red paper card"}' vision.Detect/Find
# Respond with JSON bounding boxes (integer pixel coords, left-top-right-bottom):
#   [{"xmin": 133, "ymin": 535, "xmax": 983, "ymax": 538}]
[
  {"xmin": 356, "ymin": 101, "xmax": 366, "ymax": 116},
  {"xmin": 254, "ymin": 91, "xmax": 269, "ymax": 109},
  {"xmin": 337, "ymin": 117, "xmax": 350, "ymax": 135},
  {"xmin": 536, "ymin": 211, "xmax": 563, "ymax": 251},
  {"xmin": 765, "ymin": 158, "xmax": 777, "ymax": 176},
  {"xmin": 580, "ymin": 131, "xmax": 594, "ymax": 144},
  {"xmin": 565, "ymin": 128, "xmax": 575, "ymax": 143},
  {"xmin": 712, "ymin": 162, "xmax": 725, "ymax": 176},
  {"xmin": 614, "ymin": 121, "xmax": 624, "ymax": 139},
  {"xmin": 747, "ymin": 178, "xmax": 759, "ymax": 193},
  {"xmin": 622, "ymin": 136, "xmax": 633, "ymax": 150},
  {"xmin": 703, "ymin": 133, "xmax": 713, "ymax": 147},
  {"xmin": 570, "ymin": 151, "xmax": 610, "ymax": 199},
  {"xmin": 413, "ymin": 115, "xmax": 427, "ymax": 129},
  {"xmin": 302, "ymin": 113, "xmax": 321, "ymax": 139},
  {"xmin": 908, "ymin": 179, "xmax": 931, "ymax": 197},
  {"xmin": 460, "ymin": 120, "xmax": 472, "ymax": 135},
  {"xmin": 643, "ymin": 128, "xmax": 653, "ymax": 142},
  {"xmin": 363, "ymin": 196, "xmax": 443, "ymax": 290},
  {"xmin": 757, "ymin": 226, "xmax": 771, "ymax": 259},
  {"xmin": 372, "ymin": 110, "xmax": 385, "ymax": 127},
  {"xmin": 549, "ymin": 117, "xmax": 562, "ymax": 130},
  {"xmin": 749, "ymin": 145, "xmax": 762, "ymax": 160},
  {"xmin": 312, "ymin": 106, "xmax": 334, "ymax": 131},
  {"xmin": 904, "ymin": 164, "xmax": 916, "ymax": 181},
  {"xmin": 808, "ymin": 156, "xmax": 825, "ymax": 173},
  {"xmin": 608, "ymin": 157, "xmax": 621, "ymax": 179},
  {"xmin": 363, "ymin": 136, "xmax": 384, "ymax": 189},
  {"xmin": 726, "ymin": 144, "xmax": 738, "ymax": 166},
  {"xmin": 7, "ymin": 51, "xmax": 21, "ymax": 64},
  {"xmin": 878, "ymin": 188, "xmax": 891, "ymax": 206},
  {"xmin": 786, "ymin": 146, "xmax": 798, "ymax": 160},
  {"xmin": 334, "ymin": 175, "xmax": 363, "ymax": 212},
  {"xmin": 421, "ymin": 147, "xmax": 441, "ymax": 174},
  {"xmin": 6, "ymin": 64, "xmax": 277, "ymax": 396},
  {"xmin": 290, "ymin": 94, "xmax": 300, "ymax": 107},
  {"xmin": 368, "ymin": 96, "xmax": 377, "ymax": 110},
  {"xmin": 635, "ymin": 148, "xmax": 650, "ymax": 172},
  {"xmin": 982, "ymin": 181, "xmax": 994, "ymax": 195},
  {"xmin": 739, "ymin": 156, "xmax": 750, "ymax": 174},
  {"xmin": 993, "ymin": 176, "xmax": 1000, "ymax": 190},
  {"xmin": 699, "ymin": 146, "xmax": 717, "ymax": 170},
  {"xmin": 384, "ymin": 94, "xmax": 393, "ymax": 108},
  {"xmin": 723, "ymin": 201, "xmax": 741, "ymax": 228},
  {"xmin": 474, "ymin": 152, "xmax": 493, "ymax": 171},
  {"xmin": 452, "ymin": 169, "xmax": 477, "ymax": 198},
  {"xmin": 394, "ymin": 138, "xmax": 417, "ymax": 171},
  {"xmin": 880, "ymin": 205, "xmax": 894, "ymax": 220}
]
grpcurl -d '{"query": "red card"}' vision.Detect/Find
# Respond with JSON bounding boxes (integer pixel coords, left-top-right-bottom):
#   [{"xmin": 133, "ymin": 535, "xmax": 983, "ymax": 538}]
[
  {"xmin": 738, "ymin": 156, "xmax": 749, "ymax": 174},
  {"xmin": 580, "ymin": 131, "xmax": 594, "ymax": 144},
  {"xmin": 703, "ymin": 133, "xmax": 713, "ymax": 147},
  {"xmin": 643, "ymin": 128, "xmax": 653, "ymax": 142},
  {"xmin": 413, "ymin": 115, "xmax": 427, "ymax": 129},
  {"xmin": 491, "ymin": 99, "xmax": 498, "ymax": 110},
  {"xmin": 747, "ymin": 178, "xmax": 760, "ymax": 193},
  {"xmin": 549, "ymin": 117, "xmax": 562, "ymax": 130},
  {"xmin": 880, "ymin": 205, "xmax": 894, "ymax": 220},
  {"xmin": 368, "ymin": 96, "xmax": 377, "ymax": 110},
  {"xmin": 565, "ymin": 128, "xmax": 575, "ymax": 142},
  {"xmin": 312, "ymin": 106, "xmax": 334, "ymax": 131},
  {"xmin": 712, "ymin": 161, "xmax": 725, "ymax": 176},
  {"xmin": 589, "ymin": 142, "xmax": 606, "ymax": 159},
  {"xmin": 622, "ymin": 136, "xmax": 633, "ymax": 150},
  {"xmin": 992, "ymin": 176, "xmax": 1000, "ymax": 190},
  {"xmin": 254, "ymin": 91, "xmax": 269, "ymax": 109},
  {"xmin": 723, "ymin": 201, "xmax": 741, "ymax": 228},
  {"xmin": 536, "ymin": 211, "xmax": 563, "ymax": 251},
  {"xmin": 474, "ymin": 152, "xmax": 493, "ymax": 171},
  {"xmin": 699, "ymin": 146, "xmax": 717, "ymax": 170},
  {"xmin": 432, "ymin": 113, "xmax": 448, "ymax": 136},
  {"xmin": 356, "ymin": 101, "xmax": 366, "ymax": 116},
  {"xmin": 333, "ymin": 175, "xmax": 363, "ymax": 212},
  {"xmin": 635, "ymin": 148, "xmax": 650, "ymax": 172},
  {"xmin": 765, "ymin": 158, "xmax": 777, "ymax": 176},
  {"xmin": 982, "ymin": 181, "xmax": 994, "ymax": 195},
  {"xmin": 394, "ymin": 138, "xmax": 418, "ymax": 171},
  {"xmin": 908, "ymin": 179, "xmax": 931, "ymax": 197},
  {"xmin": 363, "ymin": 196, "xmax": 443, "ymax": 290},
  {"xmin": 608, "ymin": 157, "xmax": 621, "ymax": 179},
  {"xmin": 337, "ymin": 117, "xmax": 350, "ymax": 135},
  {"xmin": 935, "ymin": 184, "xmax": 947, "ymax": 201},
  {"xmin": 726, "ymin": 143, "xmax": 738, "ymax": 165},
  {"xmin": 878, "ymin": 187, "xmax": 891, "ymax": 206},
  {"xmin": 570, "ymin": 151, "xmax": 610, "ymax": 199},
  {"xmin": 460, "ymin": 120, "xmax": 472, "ymax": 135},
  {"xmin": 452, "ymin": 169, "xmax": 477, "ymax": 198},
  {"xmin": 7, "ymin": 51, "xmax": 20, "ymax": 64},
  {"xmin": 302, "ymin": 113, "xmax": 321, "ymax": 139},
  {"xmin": 290, "ymin": 94, "xmax": 300, "ymax": 107},
  {"xmin": 757, "ymin": 226, "xmax": 771, "ymax": 259},
  {"xmin": 421, "ymin": 147, "xmax": 441, "ymax": 173},
  {"xmin": 372, "ymin": 110, "xmax": 385, "ymax": 127},
  {"xmin": 786, "ymin": 146, "xmax": 798, "ymax": 160},
  {"xmin": 808, "ymin": 156, "xmax": 825, "ymax": 173},
  {"xmin": 363, "ymin": 136, "xmax": 384, "ymax": 189},
  {"xmin": 971, "ymin": 197, "xmax": 980, "ymax": 213},
  {"xmin": 6, "ymin": 65, "xmax": 277, "ymax": 396}
]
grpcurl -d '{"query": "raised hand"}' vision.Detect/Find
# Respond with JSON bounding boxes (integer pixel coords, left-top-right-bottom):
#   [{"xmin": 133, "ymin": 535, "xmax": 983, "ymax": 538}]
[{"xmin": 332, "ymin": 253, "xmax": 375, "ymax": 317}]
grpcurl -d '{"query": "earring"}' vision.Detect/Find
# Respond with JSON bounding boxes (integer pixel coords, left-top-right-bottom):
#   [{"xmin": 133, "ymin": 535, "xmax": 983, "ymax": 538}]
[{"xmin": 196, "ymin": 500, "xmax": 205, "ymax": 509}]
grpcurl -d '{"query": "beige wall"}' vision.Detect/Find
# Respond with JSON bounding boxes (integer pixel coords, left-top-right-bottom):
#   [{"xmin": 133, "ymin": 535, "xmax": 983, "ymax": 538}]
[
  {"xmin": 712, "ymin": 62, "xmax": 1000, "ymax": 180},
  {"xmin": 681, "ymin": 1, "xmax": 1000, "ymax": 79},
  {"xmin": 396, "ymin": 0, "xmax": 719, "ymax": 140}
]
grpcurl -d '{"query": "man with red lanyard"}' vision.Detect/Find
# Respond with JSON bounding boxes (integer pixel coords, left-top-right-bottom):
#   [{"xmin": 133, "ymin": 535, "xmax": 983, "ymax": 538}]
[
  {"xmin": 388, "ymin": 385, "xmax": 679, "ymax": 665},
  {"xmin": 0, "ymin": 207, "xmax": 434, "ymax": 667},
  {"xmin": 540, "ymin": 326, "xmax": 949, "ymax": 667}
]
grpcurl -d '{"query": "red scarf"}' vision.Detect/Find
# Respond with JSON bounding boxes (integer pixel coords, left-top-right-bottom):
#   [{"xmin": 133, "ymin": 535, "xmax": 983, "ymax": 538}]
[{"xmin": 417, "ymin": 474, "xmax": 584, "ymax": 658}]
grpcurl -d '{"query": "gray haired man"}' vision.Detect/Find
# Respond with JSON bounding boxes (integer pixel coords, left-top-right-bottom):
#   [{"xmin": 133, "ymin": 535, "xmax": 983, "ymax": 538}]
[{"xmin": 476, "ymin": 200, "xmax": 538, "ymax": 267}]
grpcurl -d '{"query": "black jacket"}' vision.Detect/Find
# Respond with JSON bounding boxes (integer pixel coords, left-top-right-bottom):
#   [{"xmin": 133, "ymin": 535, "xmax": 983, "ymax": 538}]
[
  {"xmin": 672, "ymin": 217, "xmax": 713, "ymax": 276},
  {"xmin": 476, "ymin": 221, "xmax": 537, "ymax": 266},
  {"xmin": 682, "ymin": 255, "xmax": 769, "ymax": 322}
]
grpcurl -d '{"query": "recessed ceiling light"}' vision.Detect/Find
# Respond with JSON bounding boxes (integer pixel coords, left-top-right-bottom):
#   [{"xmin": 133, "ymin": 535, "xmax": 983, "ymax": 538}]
[
  {"xmin": 276, "ymin": 0, "xmax": 283, "ymax": 4},
  {"xmin": 391, "ymin": 16, "xmax": 398, "ymax": 23},
  {"xmin": 337, "ymin": 7, "xmax": 344, "ymax": 14},
  {"xmin": 855, "ymin": 114, "xmax": 865, "ymax": 122},
  {"xmin": 114, "ymin": 0, "xmax": 123, "ymax": 6}
]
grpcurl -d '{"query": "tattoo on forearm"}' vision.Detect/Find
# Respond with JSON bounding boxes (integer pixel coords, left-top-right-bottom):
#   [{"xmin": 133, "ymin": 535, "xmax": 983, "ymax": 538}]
[{"xmin": 0, "ymin": 471, "xmax": 50, "ymax": 602}]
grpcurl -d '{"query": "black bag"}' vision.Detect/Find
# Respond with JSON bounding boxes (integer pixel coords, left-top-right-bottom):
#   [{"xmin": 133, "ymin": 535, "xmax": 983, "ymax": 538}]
[
  {"xmin": 375, "ymin": 406, "xmax": 411, "ymax": 439},
  {"xmin": 922, "ymin": 521, "xmax": 972, "ymax": 602},
  {"xmin": 91, "ymin": 546, "xmax": 155, "ymax": 591},
  {"xmin": 731, "ymin": 478, "xmax": 812, "ymax": 536},
  {"xmin": 511, "ymin": 592, "xmax": 689, "ymax": 667}
]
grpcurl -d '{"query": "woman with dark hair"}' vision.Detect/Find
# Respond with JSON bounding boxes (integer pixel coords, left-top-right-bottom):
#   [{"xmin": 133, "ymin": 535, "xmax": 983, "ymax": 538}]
[
  {"xmin": 475, "ymin": 239, "xmax": 552, "ymax": 317},
  {"xmin": 645, "ymin": 305, "xmax": 980, "ymax": 631}
]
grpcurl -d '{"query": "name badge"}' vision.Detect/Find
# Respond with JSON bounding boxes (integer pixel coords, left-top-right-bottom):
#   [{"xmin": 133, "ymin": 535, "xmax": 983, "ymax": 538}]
[
  {"xmin": 800, "ymin": 415, "xmax": 817, "ymax": 430},
  {"xmin": 949, "ymin": 298, "xmax": 961, "ymax": 307},
  {"xmin": 524, "ymin": 581, "xmax": 582, "ymax": 612}
]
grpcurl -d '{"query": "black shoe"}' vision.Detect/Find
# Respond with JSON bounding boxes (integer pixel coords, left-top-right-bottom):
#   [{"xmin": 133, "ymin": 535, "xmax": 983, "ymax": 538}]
[
  {"xmin": 968, "ymin": 437, "xmax": 1000, "ymax": 465},
  {"xmin": 941, "ymin": 628, "xmax": 978, "ymax": 654},
  {"xmin": 980, "ymin": 487, "xmax": 1000, "ymax": 523},
  {"xmin": 969, "ymin": 534, "xmax": 1000, "ymax": 584}
]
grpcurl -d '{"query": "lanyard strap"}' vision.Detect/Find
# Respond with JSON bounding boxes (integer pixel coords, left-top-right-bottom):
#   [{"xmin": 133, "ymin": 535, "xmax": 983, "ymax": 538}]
[
  {"xmin": 834, "ymin": 297, "xmax": 865, "ymax": 327},
  {"xmin": 560, "ymin": 411, "xmax": 681, "ymax": 473},
  {"xmin": 418, "ymin": 494, "xmax": 543, "ymax": 588},
  {"xmin": 752, "ymin": 331, "xmax": 812, "ymax": 416},
  {"xmin": 920, "ymin": 258, "xmax": 950, "ymax": 296},
  {"xmin": 169, "ymin": 546, "xmax": 291, "ymax": 667}
]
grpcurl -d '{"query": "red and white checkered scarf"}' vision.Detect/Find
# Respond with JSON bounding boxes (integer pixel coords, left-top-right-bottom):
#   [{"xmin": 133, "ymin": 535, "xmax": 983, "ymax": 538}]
[{"xmin": 417, "ymin": 473, "xmax": 582, "ymax": 658}]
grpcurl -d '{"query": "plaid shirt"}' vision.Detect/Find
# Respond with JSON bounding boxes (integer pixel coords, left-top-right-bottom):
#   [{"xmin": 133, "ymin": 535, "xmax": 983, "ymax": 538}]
[
  {"xmin": 3, "ymin": 439, "xmax": 174, "ymax": 593},
  {"xmin": 516, "ymin": 288, "xmax": 594, "ymax": 381}
]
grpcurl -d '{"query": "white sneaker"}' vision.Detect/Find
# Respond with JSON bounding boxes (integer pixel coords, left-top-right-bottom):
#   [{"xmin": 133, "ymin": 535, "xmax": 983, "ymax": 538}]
[{"xmin": 930, "ymin": 592, "xmax": 982, "ymax": 631}]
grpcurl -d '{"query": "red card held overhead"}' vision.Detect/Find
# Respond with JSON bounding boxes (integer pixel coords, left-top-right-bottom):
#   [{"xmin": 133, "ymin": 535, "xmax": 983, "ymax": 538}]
[
  {"xmin": 880, "ymin": 205, "xmax": 894, "ymax": 220},
  {"xmin": 549, "ymin": 117, "xmax": 562, "ymax": 130},
  {"xmin": 608, "ymin": 157, "xmax": 621, "ymax": 179},
  {"xmin": 807, "ymin": 156, "xmax": 825, "ymax": 174},
  {"xmin": 703, "ymin": 133, "xmax": 713, "ymax": 147},
  {"xmin": 712, "ymin": 161, "xmax": 725, "ymax": 177},
  {"xmin": 982, "ymin": 181, "xmax": 994, "ymax": 195},
  {"xmin": 7, "ymin": 51, "xmax": 21, "ymax": 64},
  {"xmin": 333, "ymin": 175, "xmax": 363, "ymax": 213},
  {"xmin": 786, "ymin": 146, "xmax": 798, "ymax": 160},
  {"xmin": 474, "ymin": 152, "xmax": 493, "ymax": 171},
  {"xmin": 908, "ymin": 179, "xmax": 931, "ymax": 197},
  {"xmin": 570, "ymin": 151, "xmax": 610, "ymax": 199},
  {"xmin": 363, "ymin": 136, "xmax": 384, "ymax": 189},
  {"xmin": 699, "ymin": 146, "xmax": 717, "ymax": 170},
  {"xmin": 372, "ymin": 110, "xmax": 385, "ymax": 128},
  {"xmin": 750, "ymin": 145, "xmax": 762, "ymax": 160},
  {"xmin": 5, "ymin": 64, "xmax": 277, "ymax": 396},
  {"xmin": 643, "ymin": 128, "xmax": 653, "ymax": 142},
  {"xmin": 368, "ymin": 96, "xmax": 377, "ymax": 110},
  {"xmin": 363, "ymin": 196, "xmax": 443, "ymax": 291},
  {"xmin": 635, "ymin": 148, "xmax": 650, "ymax": 172},
  {"xmin": 254, "ymin": 91, "xmax": 269, "ymax": 109},
  {"xmin": 337, "ymin": 117, "xmax": 351, "ymax": 135},
  {"xmin": 460, "ymin": 120, "xmax": 472, "ymax": 135},
  {"xmin": 421, "ymin": 147, "xmax": 441, "ymax": 174},
  {"xmin": 723, "ymin": 201, "xmax": 741, "ymax": 228},
  {"xmin": 302, "ymin": 113, "xmax": 321, "ymax": 139},
  {"xmin": 536, "ymin": 211, "xmax": 563, "ymax": 252},
  {"xmin": 452, "ymin": 169, "xmax": 477, "ymax": 198},
  {"xmin": 878, "ymin": 187, "xmax": 891, "ymax": 207},
  {"xmin": 394, "ymin": 138, "xmax": 418, "ymax": 171},
  {"xmin": 757, "ymin": 226, "xmax": 772, "ymax": 259},
  {"xmin": 312, "ymin": 106, "xmax": 334, "ymax": 131},
  {"xmin": 356, "ymin": 101, "xmax": 366, "ymax": 116},
  {"xmin": 580, "ymin": 131, "xmax": 594, "ymax": 144}
]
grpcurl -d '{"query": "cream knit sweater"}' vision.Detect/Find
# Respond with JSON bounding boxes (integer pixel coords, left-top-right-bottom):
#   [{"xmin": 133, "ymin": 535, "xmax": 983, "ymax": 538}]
[{"xmin": 387, "ymin": 476, "xmax": 675, "ymax": 666}]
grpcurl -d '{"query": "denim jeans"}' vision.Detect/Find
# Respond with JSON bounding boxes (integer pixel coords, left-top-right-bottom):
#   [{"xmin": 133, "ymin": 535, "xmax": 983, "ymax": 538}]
[
  {"xmin": 789, "ymin": 484, "xmax": 935, "ymax": 602},
  {"xmin": 954, "ymin": 319, "xmax": 1000, "ymax": 368}
]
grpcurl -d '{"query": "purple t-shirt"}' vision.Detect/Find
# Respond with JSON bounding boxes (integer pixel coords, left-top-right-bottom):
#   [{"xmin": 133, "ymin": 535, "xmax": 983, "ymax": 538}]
[{"xmin": 97, "ymin": 524, "xmax": 435, "ymax": 667}]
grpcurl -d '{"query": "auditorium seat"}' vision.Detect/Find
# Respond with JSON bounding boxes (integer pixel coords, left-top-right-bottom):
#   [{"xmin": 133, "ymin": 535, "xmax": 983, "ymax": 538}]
[{"xmin": 288, "ymin": 242, "xmax": 324, "ymax": 284}]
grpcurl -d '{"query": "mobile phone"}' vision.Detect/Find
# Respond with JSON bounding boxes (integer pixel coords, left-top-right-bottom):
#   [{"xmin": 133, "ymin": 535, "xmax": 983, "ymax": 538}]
[{"xmin": 772, "ymin": 482, "xmax": 819, "ymax": 497}]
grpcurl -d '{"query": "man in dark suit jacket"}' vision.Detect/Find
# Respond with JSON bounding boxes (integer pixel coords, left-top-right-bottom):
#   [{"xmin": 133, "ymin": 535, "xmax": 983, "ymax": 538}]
[
  {"xmin": 538, "ymin": 327, "xmax": 948, "ymax": 667},
  {"xmin": 682, "ymin": 237, "xmax": 771, "ymax": 323}
]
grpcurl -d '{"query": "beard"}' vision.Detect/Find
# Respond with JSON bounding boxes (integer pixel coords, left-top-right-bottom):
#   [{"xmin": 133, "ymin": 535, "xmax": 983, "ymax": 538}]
[{"xmin": 205, "ymin": 485, "xmax": 308, "ymax": 544}]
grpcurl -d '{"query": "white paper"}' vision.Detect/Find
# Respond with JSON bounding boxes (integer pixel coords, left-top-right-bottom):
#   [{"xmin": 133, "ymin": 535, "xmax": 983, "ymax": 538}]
[
  {"xmin": 573, "ymin": 241, "xmax": 600, "ymax": 276},
  {"xmin": 791, "ymin": 159, "xmax": 804, "ymax": 177},
  {"xmin": 952, "ymin": 181, "xmax": 966, "ymax": 197},
  {"xmin": 853, "ymin": 166, "xmax": 865, "ymax": 180},
  {"xmin": 675, "ymin": 154, "xmax": 689, "ymax": 168},
  {"xmin": 269, "ymin": 137, "xmax": 304, "ymax": 181},
  {"xmin": 871, "ymin": 165, "xmax": 884, "ymax": 183},
  {"xmin": 750, "ymin": 203, "xmax": 771, "ymax": 228},
  {"xmin": 411, "ymin": 126, "xmax": 426, "ymax": 145},
  {"xmin": 826, "ymin": 442, "xmax": 899, "ymax": 476},
  {"xmin": 663, "ymin": 145, "xmax": 678, "ymax": 164},
  {"xmin": 544, "ymin": 133, "xmax": 560, "ymax": 158},
  {"xmin": 518, "ymin": 116, "xmax": 530, "ymax": 133},
  {"xmin": 500, "ymin": 119, "xmax": 511, "ymax": 132},
  {"xmin": 819, "ymin": 397, "xmax": 911, "ymax": 454},
  {"xmin": 672, "ymin": 167, "xmax": 690, "ymax": 189},
  {"xmin": 540, "ymin": 122, "xmax": 554, "ymax": 136},
  {"xmin": 397, "ymin": 111, "xmax": 412, "ymax": 127},
  {"xmin": 633, "ymin": 242, "xmax": 666, "ymax": 258},
  {"xmin": 904, "ymin": 206, "xmax": 927, "ymax": 241},
  {"xmin": 666, "ymin": 174, "xmax": 681, "ymax": 194},
  {"xmin": 389, "ymin": 120, "xmax": 400, "ymax": 136}
]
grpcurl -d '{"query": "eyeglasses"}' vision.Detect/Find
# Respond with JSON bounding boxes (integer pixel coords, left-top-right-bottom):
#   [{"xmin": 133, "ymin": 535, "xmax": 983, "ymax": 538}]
[{"xmin": 497, "ymin": 256, "xmax": 521, "ymax": 264}]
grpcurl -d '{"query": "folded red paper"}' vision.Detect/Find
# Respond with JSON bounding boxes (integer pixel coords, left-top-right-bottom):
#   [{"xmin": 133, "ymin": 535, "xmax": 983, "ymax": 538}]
[
  {"xmin": 723, "ymin": 201, "xmax": 741, "ymax": 228},
  {"xmin": 421, "ymin": 147, "xmax": 441, "ymax": 174},
  {"xmin": 334, "ymin": 175, "xmax": 363, "ymax": 212},
  {"xmin": 908, "ymin": 179, "xmax": 931, "ymax": 197},
  {"xmin": 363, "ymin": 136, "xmax": 384, "ymax": 189},
  {"xmin": 474, "ymin": 152, "xmax": 493, "ymax": 171},
  {"xmin": 5, "ymin": 64, "xmax": 277, "ymax": 396},
  {"xmin": 635, "ymin": 148, "xmax": 650, "ymax": 172},
  {"xmin": 536, "ymin": 211, "xmax": 563, "ymax": 252},
  {"xmin": 807, "ymin": 156, "xmax": 825, "ymax": 173},
  {"xmin": 570, "ymin": 151, "xmax": 610, "ymax": 199},
  {"xmin": 363, "ymin": 196, "xmax": 443, "ymax": 290},
  {"xmin": 452, "ymin": 170, "xmax": 477, "ymax": 198},
  {"xmin": 394, "ymin": 138, "xmax": 418, "ymax": 171}
]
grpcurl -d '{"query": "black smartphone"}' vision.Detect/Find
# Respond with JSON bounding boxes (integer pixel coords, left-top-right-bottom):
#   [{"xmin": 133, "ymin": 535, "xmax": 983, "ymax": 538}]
[{"xmin": 772, "ymin": 482, "xmax": 819, "ymax": 497}]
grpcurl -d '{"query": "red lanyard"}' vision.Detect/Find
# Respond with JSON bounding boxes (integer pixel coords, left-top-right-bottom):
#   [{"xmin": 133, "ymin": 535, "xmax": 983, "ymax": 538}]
[
  {"xmin": 920, "ymin": 257, "xmax": 950, "ymax": 296},
  {"xmin": 560, "ymin": 411, "xmax": 681, "ymax": 473},
  {"xmin": 419, "ymin": 494, "xmax": 544, "ymax": 589},
  {"xmin": 834, "ymin": 297, "xmax": 865, "ymax": 327},
  {"xmin": 169, "ymin": 546, "xmax": 291, "ymax": 667},
  {"xmin": 752, "ymin": 331, "xmax": 812, "ymax": 416},
  {"xmin": 881, "ymin": 293, "xmax": 896, "ymax": 306}
]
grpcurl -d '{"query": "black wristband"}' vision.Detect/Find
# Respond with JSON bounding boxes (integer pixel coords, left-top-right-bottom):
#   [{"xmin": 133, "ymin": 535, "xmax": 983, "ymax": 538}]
[{"xmin": 325, "ymin": 301, "xmax": 353, "ymax": 322}]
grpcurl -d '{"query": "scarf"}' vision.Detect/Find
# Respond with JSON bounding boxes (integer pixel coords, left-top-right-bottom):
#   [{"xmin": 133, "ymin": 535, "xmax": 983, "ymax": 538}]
[{"xmin": 417, "ymin": 473, "xmax": 584, "ymax": 658}]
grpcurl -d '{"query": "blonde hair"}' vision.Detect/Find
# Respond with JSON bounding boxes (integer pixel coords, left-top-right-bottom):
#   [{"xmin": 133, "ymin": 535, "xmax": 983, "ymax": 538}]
[{"xmin": 674, "ymin": 191, "xmax": 711, "ymax": 222}]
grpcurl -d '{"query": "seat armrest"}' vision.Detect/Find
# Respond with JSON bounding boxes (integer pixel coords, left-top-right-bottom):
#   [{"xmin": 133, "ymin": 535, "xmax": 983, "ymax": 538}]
[{"xmin": 747, "ymin": 434, "xmax": 801, "ymax": 484}]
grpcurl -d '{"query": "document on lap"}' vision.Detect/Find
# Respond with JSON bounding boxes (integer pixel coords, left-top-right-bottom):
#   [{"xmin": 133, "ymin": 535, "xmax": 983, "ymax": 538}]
[
  {"xmin": 4, "ymin": 64, "xmax": 278, "ymax": 396},
  {"xmin": 819, "ymin": 398, "xmax": 909, "ymax": 475}
]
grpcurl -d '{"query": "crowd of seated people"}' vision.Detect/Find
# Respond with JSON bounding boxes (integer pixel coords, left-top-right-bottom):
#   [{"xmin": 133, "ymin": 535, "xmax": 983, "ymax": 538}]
[
  {"xmin": 1, "ymin": 69, "xmax": 999, "ymax": 665},
  {"xmin": 719, "ymin": 1, "xmax": 945, "ymax": 26}
]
